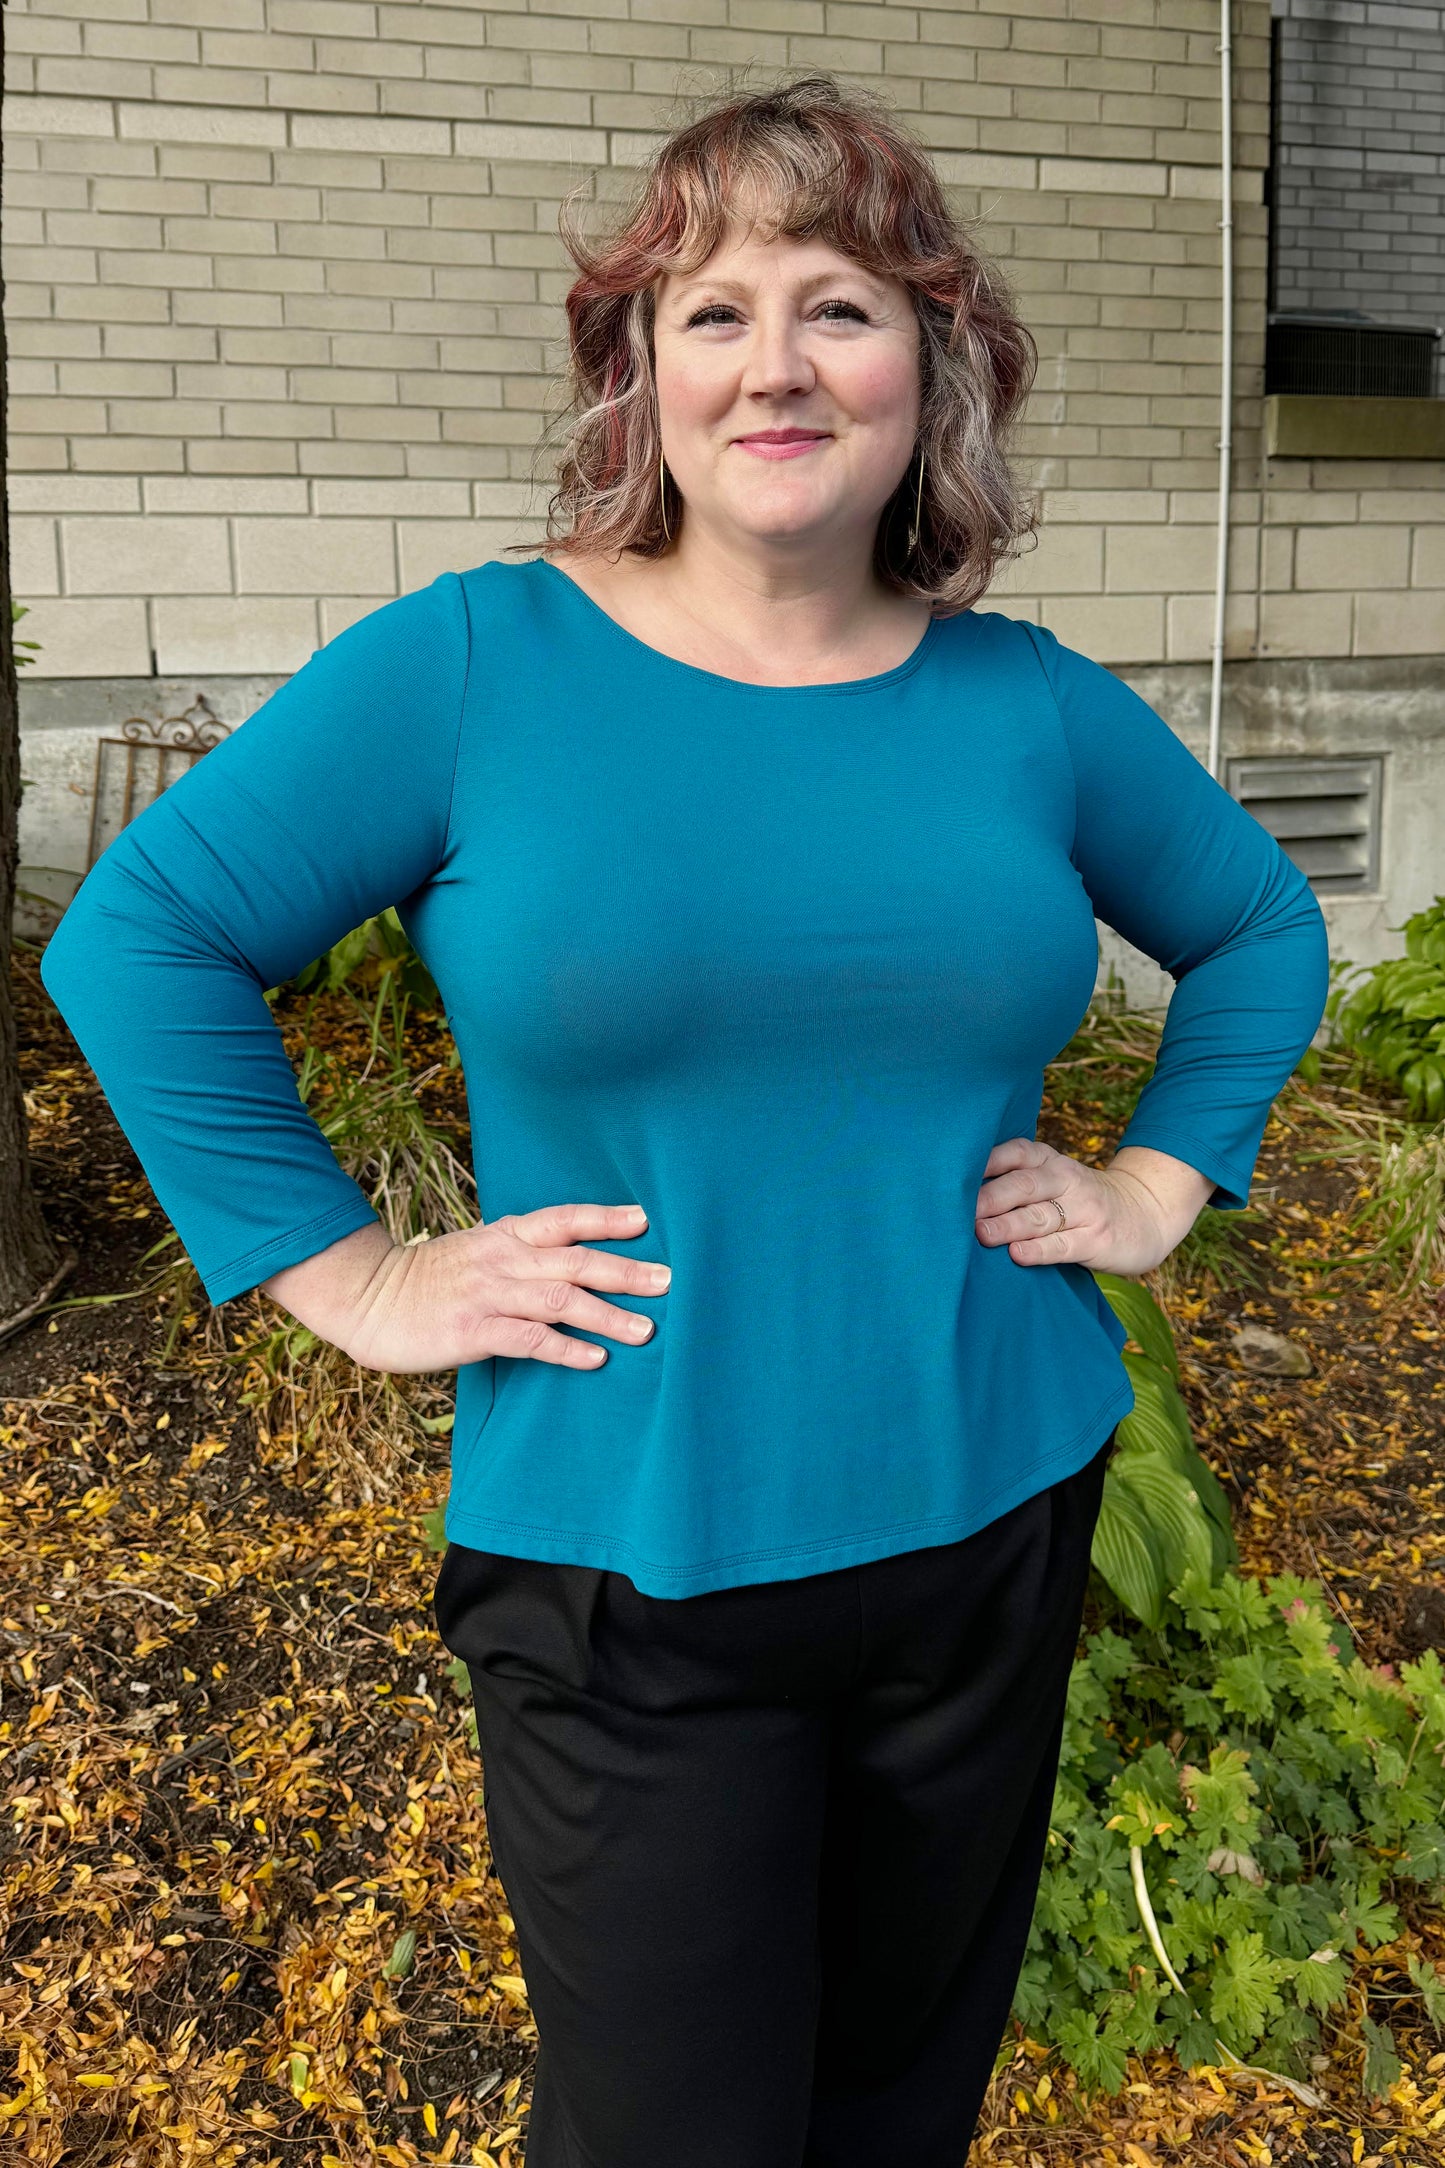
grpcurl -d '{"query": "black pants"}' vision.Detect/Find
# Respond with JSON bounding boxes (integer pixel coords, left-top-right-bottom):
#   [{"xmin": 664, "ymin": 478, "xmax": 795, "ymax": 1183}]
[{"xmin": 433, "ymin": 1431, "xmax": 1111, "ymax": 2168}]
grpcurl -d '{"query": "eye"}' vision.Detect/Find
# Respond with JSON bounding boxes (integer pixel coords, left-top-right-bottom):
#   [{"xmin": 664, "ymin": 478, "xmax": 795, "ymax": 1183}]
[{"xmin": 682, "ymin": 297, "xmax": 873, "ymax": 330}]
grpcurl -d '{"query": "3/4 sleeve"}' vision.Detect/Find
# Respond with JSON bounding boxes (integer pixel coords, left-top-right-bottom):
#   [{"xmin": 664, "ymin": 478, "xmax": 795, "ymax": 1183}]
[
  {"xmin": 1022, "ymin": 619, "xmax": 1332, "ymax": 1213},
  {"xmin": 39, "ymin": 569, "xmax": 473, "ymax": 1306}
]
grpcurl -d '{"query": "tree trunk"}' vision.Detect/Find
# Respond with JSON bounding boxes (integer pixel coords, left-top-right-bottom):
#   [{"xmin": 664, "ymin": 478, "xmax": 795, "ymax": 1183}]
[{"xmin": 0, "ymin": 4, "xmax": 73, "ymax": 1336}]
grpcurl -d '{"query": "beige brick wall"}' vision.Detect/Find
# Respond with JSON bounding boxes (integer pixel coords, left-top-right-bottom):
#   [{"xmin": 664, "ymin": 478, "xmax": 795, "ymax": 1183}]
[{"xmin": 2, "ymin": 0, "xmax": 1434, "ymax": 675}]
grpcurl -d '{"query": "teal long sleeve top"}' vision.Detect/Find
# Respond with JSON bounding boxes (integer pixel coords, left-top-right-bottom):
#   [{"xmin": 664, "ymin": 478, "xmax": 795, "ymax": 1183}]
[{"xmin": 39, "ymin": 557, "xmax": 1332, "ymax": 1597}]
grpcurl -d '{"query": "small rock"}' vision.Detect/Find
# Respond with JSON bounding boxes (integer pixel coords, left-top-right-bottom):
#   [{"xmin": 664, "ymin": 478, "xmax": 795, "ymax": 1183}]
[{"xmin": 1231, "ymin": 1324, "xmax": 1313, "ymax": 1375}]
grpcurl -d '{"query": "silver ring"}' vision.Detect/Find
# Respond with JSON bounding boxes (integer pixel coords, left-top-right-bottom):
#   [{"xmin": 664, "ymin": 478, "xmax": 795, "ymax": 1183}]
[{"xmin": 1052, "ymin": 1198, "xmax": 1067, "ymax": 1230}]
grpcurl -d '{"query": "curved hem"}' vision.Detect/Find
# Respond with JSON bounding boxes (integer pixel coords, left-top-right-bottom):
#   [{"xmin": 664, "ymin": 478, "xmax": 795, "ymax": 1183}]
[{"xmin": 442, "ymin": 1381, "xmax": 1132, "ymax": 1598}]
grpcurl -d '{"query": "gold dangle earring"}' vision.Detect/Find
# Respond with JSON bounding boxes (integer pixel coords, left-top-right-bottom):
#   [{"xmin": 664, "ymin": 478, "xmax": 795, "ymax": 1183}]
[
  {"xmin": 906, "ymin": 444, "xmax": 925, "ymax": 556},
  {"xmin": 658, "ymin": 443, "xmax": 671, "ymax": 545}
]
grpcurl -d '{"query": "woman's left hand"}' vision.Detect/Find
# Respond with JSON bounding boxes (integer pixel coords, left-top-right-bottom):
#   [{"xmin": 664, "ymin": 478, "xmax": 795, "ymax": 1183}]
[{"xmin": 974, "ymin": 1136, "xmax": 1209, "ymax": 1278}]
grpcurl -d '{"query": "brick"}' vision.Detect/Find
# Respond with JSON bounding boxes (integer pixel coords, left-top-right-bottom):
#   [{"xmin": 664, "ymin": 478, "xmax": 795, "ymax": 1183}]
[
  {"xmin": 397, "ymin": 519, "xmax": 503, "ymax": 586},
  {"xmin": 63, "ymin": 515, "xmax": 232, "ymax": 595},
  {"xmin": 290, "ymin": 112, "xmax": 449, "ymax": 154},
  {"xmin": 1410, "ymin": 527, "xmax": 1445, "ymax": 587},
  {"xmin": 222, "ymin": 401, "xmax": 337, "ymax": 439},
  {"xmin": 304, "ymin": 441, "xmax": 407, "ymax": 476},
  {"xmin": 10, "ymin": 517, "xmax": 61, "ymax": 594},
  {"xmin": 176, "ymin": 362, "xmax": 288, "ymax": 398},
  {"xmin": 152, "ymin": 594, "xmax": 320, "ymax": 674},
  {"xmin": 1040, "ymin": 593, "xmax": 1166, "ymax": 664},
  {"xmin": 17, "ymin": 598, "xmax": 152, "ymax": 680},
  {"xmin": 1295, "ymin": 525, "xmax": 1409, "ymax": 591},
  {"xmin": 67, "ymin": 442, "xmax": 192, "ymax": 485},
  {"xmin": 188, "ymin": 439, "xmax": 300, "ymax": 474},
  {"xmin": 1256, "ymin": 589, "xmax": 1353, "ymax": 659},
  {"xmin": 235, "ymin": 517, "xmax": 397, "ymax": 593},
  {"xmin": 86, "ymin": 24, "xmax": 202, "ymax": 64},
  {"xmin": 159, "ymin": 143, "xmax": 274, "ymax": 179},
  {"xmin": 310, "ymin": 479, "xmax": 468, "ymax": 517},
  {"xmin": 145, "ymin": 477, "xmax": 309, "ymax": 513},
  {"xmin": 117, "ymin": 101, "xmax": 287, "ymax": 146},
  {"xmin": 8, "ymin": 320, "xmax": 102, "ymax": 362},
  {"xmin": 454, "ymin": 120, "xmax": 610, "ymax": 162},
  {"xmin": 58, "ymin": 359, "xmax": 176, "ymax": 398},
  {"xmin": 103, "ymin": 323, "xmax": 217, "ymax": 357},
  {"xmin": 1355, "ymin": 589, "xmax": 1445, "ymax": 656},
  {"xmin": 271, "ymin": 1, "xmax": 380, "ymax": 33},
  {"xmin": 98, "ymin": 249, "xmax": 214, "ymax": 288},
  {"xmin": 92, "ymin": 175, "xmax": 209, "ymax": 213},
  {"xmin": 7, "ymin": 477, "xmax": 141, "ymax": 514},
  {"xmin": 36, "ymin": 58, "xmax": 155, "ymax": 100}
]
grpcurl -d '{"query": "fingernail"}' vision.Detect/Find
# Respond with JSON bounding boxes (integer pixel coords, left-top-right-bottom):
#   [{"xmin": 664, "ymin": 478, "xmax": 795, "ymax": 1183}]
[
  {"xmin": 623, "ymin": 1205, "xmax": 646, "ymax": 1221},
  {"xmin": 648, "ymin": 1265, "xmax": 671, "ymax": 1287}
]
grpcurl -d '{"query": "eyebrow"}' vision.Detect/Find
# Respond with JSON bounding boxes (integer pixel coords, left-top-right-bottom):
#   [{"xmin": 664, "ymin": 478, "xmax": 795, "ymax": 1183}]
[{"xmin": 668, "ymin": 266, "xmax": 887, "ymax": 305}]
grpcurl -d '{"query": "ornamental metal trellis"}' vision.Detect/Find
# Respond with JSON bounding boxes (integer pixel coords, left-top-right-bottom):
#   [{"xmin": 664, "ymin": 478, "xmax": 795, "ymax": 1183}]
[{"xmin": 84, "ymin": 697, "xmax": 232, "ymax": 875}]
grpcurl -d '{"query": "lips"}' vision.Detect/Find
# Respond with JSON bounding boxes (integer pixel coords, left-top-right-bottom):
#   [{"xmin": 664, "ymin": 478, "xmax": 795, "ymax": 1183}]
[{"xmin": 736, "ymin": 430, "xmax": 830, "ymax": 445}]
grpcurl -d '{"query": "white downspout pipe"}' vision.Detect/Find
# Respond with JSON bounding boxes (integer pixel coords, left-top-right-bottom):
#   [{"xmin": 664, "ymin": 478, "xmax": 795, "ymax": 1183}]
[{"xmin": 1206, "ymin": 0, "xmax": 1235, "ymax": 783}]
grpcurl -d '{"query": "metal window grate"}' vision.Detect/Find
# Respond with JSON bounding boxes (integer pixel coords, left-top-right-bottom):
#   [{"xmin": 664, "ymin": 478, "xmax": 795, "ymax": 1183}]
[
  {"xmin": 1266, "ymin": 313, "xmax": 1441, "ymax": 399},
  {"xmin": 1224, "ymin": 754, "xmax": 1382, "ymax": 896}
]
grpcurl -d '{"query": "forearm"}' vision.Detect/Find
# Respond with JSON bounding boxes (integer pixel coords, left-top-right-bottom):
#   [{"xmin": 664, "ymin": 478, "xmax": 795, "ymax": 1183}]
[
  {"xmin": 1104, "ymin": 1145, "xmax": 1215, "ymax": 1249},
  {"xmin": 259, "ymin": 1219, "xmax": 406, "ymax": 1359}
]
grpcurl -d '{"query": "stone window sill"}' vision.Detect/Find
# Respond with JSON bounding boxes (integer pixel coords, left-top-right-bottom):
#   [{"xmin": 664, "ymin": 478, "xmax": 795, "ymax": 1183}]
[{"xmin": 1264, "ymin": 394, "xmax": 1445, "ymax": 460}]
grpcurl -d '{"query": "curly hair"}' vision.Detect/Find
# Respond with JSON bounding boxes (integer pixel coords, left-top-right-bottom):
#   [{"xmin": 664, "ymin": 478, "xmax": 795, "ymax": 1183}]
[{"xmin": 513, "ymin": 72, "xmax": 1041, "ymax": 615}]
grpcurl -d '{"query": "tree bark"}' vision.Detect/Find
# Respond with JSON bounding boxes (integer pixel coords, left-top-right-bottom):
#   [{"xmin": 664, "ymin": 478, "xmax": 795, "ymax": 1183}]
[{"xmin": 0, "ymin": 7, "xmax": 73, "ymax": 1335}]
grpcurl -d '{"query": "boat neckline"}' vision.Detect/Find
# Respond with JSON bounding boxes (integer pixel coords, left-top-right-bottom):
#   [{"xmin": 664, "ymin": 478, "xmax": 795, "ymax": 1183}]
[{"xmin": 530, "ymin": 554, "xmax": 945, "ymax": 697}]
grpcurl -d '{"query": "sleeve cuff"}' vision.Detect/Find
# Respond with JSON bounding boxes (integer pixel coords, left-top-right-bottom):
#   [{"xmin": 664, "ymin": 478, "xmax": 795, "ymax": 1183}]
[
  {"xmin": 200, "ymin": 1196, "xmax": 384, "ymax": 1307},
  {"xmin": 1111, "ymin": 1125, "xmax": 1254, "ymax": 1214}
]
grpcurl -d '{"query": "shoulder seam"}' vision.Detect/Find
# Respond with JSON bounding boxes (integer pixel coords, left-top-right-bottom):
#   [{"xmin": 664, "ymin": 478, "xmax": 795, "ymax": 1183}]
[
  {"xmin": 1017, "ymin": 619, "xmax": 1080, "ymax": 868},
  {"xmin": 441, "ymin": 569, "xmax": 473, "ymax": 866}
]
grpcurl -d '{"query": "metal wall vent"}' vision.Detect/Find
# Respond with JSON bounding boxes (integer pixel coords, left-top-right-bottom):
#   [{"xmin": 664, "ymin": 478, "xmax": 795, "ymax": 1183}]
[
  {"xmin": 1266, "ymin": 313, "xmax": 1440, "ymax": 398},
  {"xmin": 1223, "ymin": 753, "xmax": 1382, "ymax": 895}
]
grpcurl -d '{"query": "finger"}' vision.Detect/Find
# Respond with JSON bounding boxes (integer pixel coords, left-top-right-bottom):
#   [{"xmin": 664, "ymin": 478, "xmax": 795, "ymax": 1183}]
[
  {"xmin": 976, "ymin": 1197, "xmax": 1071, "ymax": 1244},
  {"xmin": 484, "ymin": 1312, "xmax": 613, "ymax": 1368},
  {"xmin": 505, "ymin": 1233, "xmax": 671, "ymax": 1301},
  {"xmin": 493, "ymin": 1201, "xmax": 650, "ymax": 1249},
  {"xmin": 980, "ymin": 1135, "xmax": 1054, "ymax": 1182},
  {"xmin": 492, "ymin": 1271, "xmax": 660, "ymax": 1348},
  {"xmin": 1006, "ymin": 1227, "xmax": 1076, "ymax": 1264}
]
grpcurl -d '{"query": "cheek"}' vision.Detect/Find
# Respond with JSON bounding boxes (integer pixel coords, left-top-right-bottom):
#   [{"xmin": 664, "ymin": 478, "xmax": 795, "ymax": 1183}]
[{"xmin": 654, "ymin": 352, "xmax": 731, "ymax": 430}]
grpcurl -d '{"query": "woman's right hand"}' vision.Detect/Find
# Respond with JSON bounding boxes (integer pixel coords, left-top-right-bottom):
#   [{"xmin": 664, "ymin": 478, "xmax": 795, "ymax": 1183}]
[{"xmin": 261, "ymin": 1203, "xmax": 669, "ymax": 1376}]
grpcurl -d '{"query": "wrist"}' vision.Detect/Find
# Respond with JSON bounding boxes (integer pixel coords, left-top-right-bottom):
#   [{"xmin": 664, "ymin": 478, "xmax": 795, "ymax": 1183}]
[
  {"xmin": 1104, "ymin": 1147, "xmax": 1213, "ymax": 1250},
  {"xmin": 259, "ymin": 1219, "xmax": 408, "ymax": 1362}
]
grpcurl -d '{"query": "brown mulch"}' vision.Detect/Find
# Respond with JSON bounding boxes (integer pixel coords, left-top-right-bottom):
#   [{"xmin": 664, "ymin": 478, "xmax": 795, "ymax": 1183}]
[{"xmin": 2, "ymin": 943, "xmax": 1443, "ymax": 2166}]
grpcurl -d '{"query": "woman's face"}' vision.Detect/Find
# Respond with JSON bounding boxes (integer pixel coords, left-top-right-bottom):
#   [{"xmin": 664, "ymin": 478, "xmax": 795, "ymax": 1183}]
[{"xmin": 651, "ymin": 222, "xmax": 922, "ymax": 564}]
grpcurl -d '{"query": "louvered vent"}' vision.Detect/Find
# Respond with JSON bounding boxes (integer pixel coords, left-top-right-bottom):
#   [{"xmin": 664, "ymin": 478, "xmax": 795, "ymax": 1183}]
[
  {"xmin": 1224, "ymin": 754, "xmax": 1382, "ymax": 895},
  {"xmin": 1266, "ymin": 313, "xmax": 1440, "ymax": 398}
]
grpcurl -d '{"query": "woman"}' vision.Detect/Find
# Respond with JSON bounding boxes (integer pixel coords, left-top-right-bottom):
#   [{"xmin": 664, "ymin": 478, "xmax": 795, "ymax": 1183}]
[{"xmin": 41, "ymin": 73, "xmax": 1331, "ymax": 2168}]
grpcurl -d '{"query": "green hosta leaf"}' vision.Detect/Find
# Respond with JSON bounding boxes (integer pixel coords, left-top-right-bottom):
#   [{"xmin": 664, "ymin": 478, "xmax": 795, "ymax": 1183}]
[
  {"xmin": 1361, "ymin": 2015, "xmax": 1402, "ymax": 2101},
  {"xmin": 383, "ymin": 1929, "xmax": 419, "ymax": 1980},
  {"xmin": 1093, "ymin": 1468, "xmax": 1169, "ymax": 1630},
  {"xmin": 421, "ymin": 1501, "xmax": 449, "ymax": 1553},
  {"xmin": 1113, "ymin": 1351, "xmax": 1196, "ymax": 1465},
  {"xmin": 1109, "ymin": 1451, "xmax": 1215, "ymax": 1594},
  {"xmin": 1094, "ymin": 1272, "xmax": 1180, "ymax": 1378},
  {"xmin": 1207, "ymin": 1930, "xmax": 1287, "ymax": 2049}
]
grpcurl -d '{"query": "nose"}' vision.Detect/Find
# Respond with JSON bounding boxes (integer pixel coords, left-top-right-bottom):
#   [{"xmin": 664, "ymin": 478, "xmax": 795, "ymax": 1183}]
[{"xmin": 738, "ymin": 304, "xmax": 817, "ymax": 401}]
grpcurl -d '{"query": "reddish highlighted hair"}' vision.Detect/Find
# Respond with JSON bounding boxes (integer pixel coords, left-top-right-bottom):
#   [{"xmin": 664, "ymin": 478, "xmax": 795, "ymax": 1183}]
[{"xmin": 514, "ymin": 73, "xmax": 1041, "ymax": 613}]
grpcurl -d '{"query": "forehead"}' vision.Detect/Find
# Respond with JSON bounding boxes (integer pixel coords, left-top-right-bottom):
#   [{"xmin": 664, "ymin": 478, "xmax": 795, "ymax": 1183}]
[{"xmin": 659, "ymin": 225, "xmax": 893, "ymax": 301}]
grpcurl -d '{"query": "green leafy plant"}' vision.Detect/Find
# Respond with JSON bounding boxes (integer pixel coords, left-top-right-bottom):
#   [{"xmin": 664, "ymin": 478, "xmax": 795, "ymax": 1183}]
[
  {"xmin": 12, "ymin": 598, "xmax": 41, "ymax": 669},
  {"xmin": 281, "ymin": 903, "xmax": 443, "ymax": 1013},
  {"xmin": 1325, "ymin": 895, "xmax": 1445, "ymax": 1121},
  {"xmin": 1089, "ymin": 1272, "xmax": 1237, "ymax": 1630},
  {"xmin": 1019, "ymin": 1573, "xmax": 1445, "ymax": 2100}
]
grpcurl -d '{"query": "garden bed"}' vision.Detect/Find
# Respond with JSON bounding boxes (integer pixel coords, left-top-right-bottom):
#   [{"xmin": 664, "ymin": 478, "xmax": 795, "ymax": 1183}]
[{"xmin": 2, "ymin": 946, "xmax": 1442, "ymax": 2167}]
